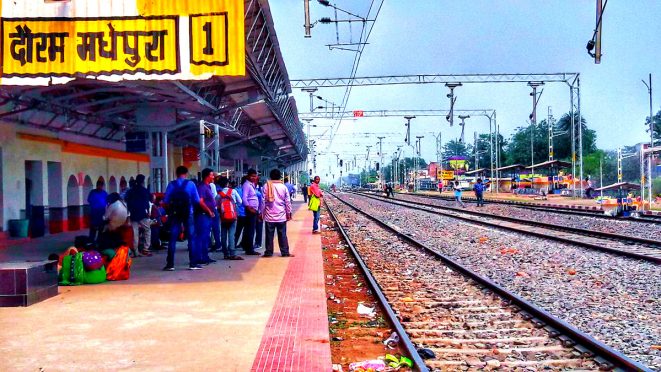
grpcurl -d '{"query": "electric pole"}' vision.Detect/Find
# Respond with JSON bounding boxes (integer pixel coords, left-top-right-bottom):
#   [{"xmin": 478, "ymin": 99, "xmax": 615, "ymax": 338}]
[
  {"xmin": 377, "ymin": 136, "xmax": 385, "ymax": 187},
  {"xmin": 642, "ymin": 73, "xmax": 653, "ymax": 209},
  {"xmin": 528, "ymin": 82, "xmax": 544, "ymax": 177}
]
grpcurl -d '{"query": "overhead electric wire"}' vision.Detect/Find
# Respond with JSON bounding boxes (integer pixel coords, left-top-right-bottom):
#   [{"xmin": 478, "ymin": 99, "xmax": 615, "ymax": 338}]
[{"xmin": 324, "ymin": 0, "xmax": 385, "ymax": 150}]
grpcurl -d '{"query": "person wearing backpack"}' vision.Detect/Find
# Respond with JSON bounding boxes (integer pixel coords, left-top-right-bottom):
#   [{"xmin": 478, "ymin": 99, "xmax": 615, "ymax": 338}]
[
  {"xmin": 217, "ymin": 176, "xmax": 244, "ymax": 260},
  {"xmin": 195, "ymin": 168, "xmax": 218, "ymax": 265},
  {"xmin": 262, "ymin": 169, "xmax": 293, "ymax": 257},
  {"xmin": 162, "ymin": 166, "xmax": 213, "ymax": 271}
]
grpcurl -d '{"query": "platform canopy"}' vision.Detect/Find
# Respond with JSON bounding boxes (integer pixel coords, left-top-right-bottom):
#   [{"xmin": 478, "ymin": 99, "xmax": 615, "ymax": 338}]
[
  {"xmin": 0, "ymin": 0, "xmax": 307, "ymax": 165},
  {"xmin": 464, "ymin": 168, "xmax": 486, "ymax": 176},
  {"xmin": 594, "ymin": 182, "xmax": 641, "ymax": 192},
  {"xmin": 525, "ymin": 160, "xmax": 572, "ymax": 170},
  {"xmin": 495, "ymin": 164, "xmax": 526, "ymax": 172}
]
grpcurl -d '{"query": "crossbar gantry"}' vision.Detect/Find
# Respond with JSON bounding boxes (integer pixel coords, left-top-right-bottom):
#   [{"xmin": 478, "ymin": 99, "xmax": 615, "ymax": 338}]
[{"xmin": 291, "ymin": 73, "xmax": 580, "ymax": 88}]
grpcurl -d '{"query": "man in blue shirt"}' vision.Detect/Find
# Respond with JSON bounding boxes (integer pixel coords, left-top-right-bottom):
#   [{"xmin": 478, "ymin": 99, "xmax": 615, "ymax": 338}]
[
  {"xmin": 240, "ymin": 169, "xmax": 260, "ymax": 255},
  {"xmin": 254, "ymin": 182, "xmax": 264, "ymax": 250},
  {"xmin": 473, "ymin": 178, "xmax": 485, "ymax": 207},
  {"xmin": 195, "ymin": 168, "xmax": 217, "ymax": 265},
  {"xmin": 163, "ymin": 166, "xmax": 213, "ymax": 271},
  {"xmin": 284, "ymin": 177, "xmax": 296, "ymax": 201},
  {"xmin": 125, "ymin": 174, "xmax": 152, "ymax": 257},
  {"xmin": 233, "ymin": 179, "xmax": 246, "ymax": 248},
  {"xmin": 87, "ymin": 179, "xmax": 108, "ymax": 244}
]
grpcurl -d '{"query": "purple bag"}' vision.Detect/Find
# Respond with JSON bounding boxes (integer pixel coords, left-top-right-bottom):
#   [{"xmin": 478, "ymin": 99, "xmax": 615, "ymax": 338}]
[{"xmin": 82, "ymin": 251, "xmax": 104, "ymax": 271}]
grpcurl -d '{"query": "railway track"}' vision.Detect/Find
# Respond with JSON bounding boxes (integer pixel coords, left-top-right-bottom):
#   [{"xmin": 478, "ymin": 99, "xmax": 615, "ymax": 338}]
[
  {"xmin": 325, "ymin": 193, "xmax": 651, "ymax": 371},
  {"xmin": 403, "ymin": 192, "xmax": 661, "ymax": 224},
  {"xmin": 356, "ymin": 192, "xmax": 661, "ymax": 264}
]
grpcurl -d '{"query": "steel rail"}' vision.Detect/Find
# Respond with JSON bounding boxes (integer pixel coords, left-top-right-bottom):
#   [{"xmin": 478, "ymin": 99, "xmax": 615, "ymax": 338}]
[
  {"xmin": 363, "ymin": 192, "xmax": 661, "ymax": 250},
  {"xmin": 328, "ymin": 192, "xmax": 652, "ymax": 372},
  {"xmin": 323, "ymin": 199, "xmax": 429, "ymax": 372},
  {"xmin": 354, "ymin": 192, "xmax": 661, "ymax": 264},
  {"xmin": 405, "ymin": 192, "xmax": 661, "ymax": 225}
]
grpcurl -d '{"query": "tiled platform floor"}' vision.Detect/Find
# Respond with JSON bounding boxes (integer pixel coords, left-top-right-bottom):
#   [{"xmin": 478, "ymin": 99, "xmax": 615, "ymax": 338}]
[{"xmin": 0, "ymin": 200, "xmax": 331, "ymax": 372}]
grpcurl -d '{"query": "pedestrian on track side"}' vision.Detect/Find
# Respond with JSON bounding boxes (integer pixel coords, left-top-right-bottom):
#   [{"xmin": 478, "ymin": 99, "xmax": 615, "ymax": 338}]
[
  {"xmin": 309, "ymin": 176, "xmax": 323, "ymax": 234},
  {"xmin": 453, "ymin": 180, "xmax": 465, "ymax": 208}
]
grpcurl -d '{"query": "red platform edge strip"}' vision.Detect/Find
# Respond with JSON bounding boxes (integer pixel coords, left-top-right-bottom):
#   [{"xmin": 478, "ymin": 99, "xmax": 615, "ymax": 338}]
[{"xmin": 251, "ymin": 218, "xmax": 331, "ymax": 371}]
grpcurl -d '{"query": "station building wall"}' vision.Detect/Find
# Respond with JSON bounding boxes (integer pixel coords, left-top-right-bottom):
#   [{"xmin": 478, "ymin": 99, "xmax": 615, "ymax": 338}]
[{"xmin": 0, "ymin": 123, "xmax": 149, "ymax": 236}]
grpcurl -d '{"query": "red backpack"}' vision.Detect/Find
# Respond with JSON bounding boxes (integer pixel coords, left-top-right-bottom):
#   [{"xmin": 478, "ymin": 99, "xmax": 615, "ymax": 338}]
[{"xmin": 218, "ymin": 188, "xmax": 238, "ymax": 223}]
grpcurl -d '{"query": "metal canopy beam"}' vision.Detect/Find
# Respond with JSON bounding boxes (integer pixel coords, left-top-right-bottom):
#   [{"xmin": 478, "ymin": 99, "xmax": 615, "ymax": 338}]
[
  {"xmin": 300, "ymin": 109, "xmax": 495, "ymax": 119},
  {"xmin": 291, "ymin": 73, "xmax": 580, "ymax": 88}
]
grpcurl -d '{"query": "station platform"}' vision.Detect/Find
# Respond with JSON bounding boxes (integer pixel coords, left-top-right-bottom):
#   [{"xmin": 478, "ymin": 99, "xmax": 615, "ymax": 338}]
[{"xmin": 0, "ymin": 202, "xmax": 331, "ymax": 371}]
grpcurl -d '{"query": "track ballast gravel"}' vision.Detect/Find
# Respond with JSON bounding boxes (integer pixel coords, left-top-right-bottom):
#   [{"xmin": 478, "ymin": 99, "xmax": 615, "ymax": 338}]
[
  {"xmin": 337, "ymin": 192, "xmax": 661, "ymax": 370},
  {"xmin": 396, "ymin": 193, "xmax": 661, "ymax": 241}
]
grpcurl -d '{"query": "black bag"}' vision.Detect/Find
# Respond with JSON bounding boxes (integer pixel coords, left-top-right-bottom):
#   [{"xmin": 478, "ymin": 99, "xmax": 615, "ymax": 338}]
[
  {"xmin": 168, "ymin": 180, "xmax": 191, "ymax": 219},
  {"xmin": 74, "ymin": 235, "xmax": 94, "ymax": 250}
]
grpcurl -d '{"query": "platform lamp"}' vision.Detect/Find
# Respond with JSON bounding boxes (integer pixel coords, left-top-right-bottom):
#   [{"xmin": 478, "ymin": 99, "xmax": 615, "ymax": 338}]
[
  {"xmin": 404, "ymin": 116, "xmax": 416, "ymax": 146},
  {"xmin": 415, "ymin": 135, "xmax": 424, "ymax": 192},
  {"xmin": 458, "ymin": 115, "xmax": 470, "ymax": 143}
]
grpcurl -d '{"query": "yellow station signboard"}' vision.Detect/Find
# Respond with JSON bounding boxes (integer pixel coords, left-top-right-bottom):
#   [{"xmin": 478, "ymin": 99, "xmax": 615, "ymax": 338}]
[
  {"xmin": 437, "ymin": 170, "xmax": 455, "ymax": 180},
  {"xmin": 0, "ymin": 1, "xmax": 245, "ymax": 80}
]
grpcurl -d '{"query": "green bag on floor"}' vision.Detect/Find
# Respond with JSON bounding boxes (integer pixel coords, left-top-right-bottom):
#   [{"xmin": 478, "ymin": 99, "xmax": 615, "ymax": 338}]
[
  {"xmin": 83, "ymin": 267, "xmax": 107, "ymax": 284},
  {"xmin": 59, "ymin": 253, "xmax": 85, "ymax": 286}
]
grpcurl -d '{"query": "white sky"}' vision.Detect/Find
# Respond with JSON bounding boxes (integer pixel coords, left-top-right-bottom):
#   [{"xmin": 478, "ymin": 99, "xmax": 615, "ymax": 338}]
[{"xmin": 270, "ymin": 1, "xmax": 661, "ymax": 175}]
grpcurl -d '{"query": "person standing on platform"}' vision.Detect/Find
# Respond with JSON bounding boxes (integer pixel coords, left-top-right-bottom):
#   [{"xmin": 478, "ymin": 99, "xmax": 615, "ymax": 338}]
[
  {"xmin": 254, "ymin": 181, "xmax": 264, "ymax": 251},
  {"xmin": 301, "ymin": 183, "xmax": 308, "ymax": 203},
  {"xmin": 87, "ymin": 179, "xmax": 108, "ymax": 244},
  {"xmin": 217, "ymin": 176, "xmax": 244, "ymax": 260},
  {"xmin": 240, "ymin": 169, "xmax": 261, "ymax": 255},
  {"xmin": 262, "ymin": 169, "xmax": 293, "ymax": 257},
  {"xmin": 195, "ymin": 168, "xmax": 217, "ymax": 265},
  {"xmin": 473, "ymin": 178, "xmax": 485, "ymax": 207},
  {"xmin": 208, "ymin": 174, "xmax": 221, "ymax": 253},
  {"xmin": 453, "ymin": 181, "xmax": 465, "ymax": 208},
  {"xmin": 284, "ymin": 177, "xmax": 296, "ymax": 201},
  {"xmin": 309, "ymin": 176, "xmax": 323, "ymax": 234},
  {"xmin": 234, "ymin": 177, "xmax": 246, "ymax": 249},
  {"xmin": 163, "ymin": 166, "xmax": 211, "ymax": 271},
  {"xmin": 125, "ymin": 174, "xmax": 153, "ymax": 257}
]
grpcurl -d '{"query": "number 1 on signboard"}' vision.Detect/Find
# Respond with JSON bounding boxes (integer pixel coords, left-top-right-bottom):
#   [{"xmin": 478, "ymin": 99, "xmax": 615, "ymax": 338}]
[{"xmin": 202, "ymin": 22, "xmax": 214, "ymax": 55}]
